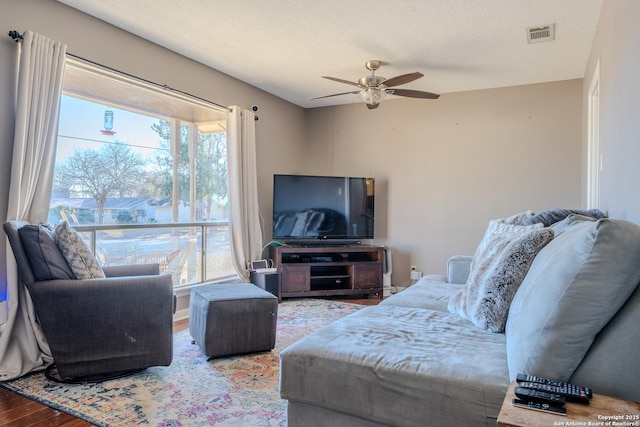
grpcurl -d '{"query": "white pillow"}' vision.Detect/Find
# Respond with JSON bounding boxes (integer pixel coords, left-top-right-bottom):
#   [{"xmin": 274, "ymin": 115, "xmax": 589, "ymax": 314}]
[
  {"xmin": 55, "ymin": 221, "xmax": 105, "ymax": 280},
  {"xmin": 448, "ymin": 220, "xmax": 553, "ymax": 333}
]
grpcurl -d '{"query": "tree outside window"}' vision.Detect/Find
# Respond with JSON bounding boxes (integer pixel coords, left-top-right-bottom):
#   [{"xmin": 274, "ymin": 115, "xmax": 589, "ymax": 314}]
[
  {"xmin": 49, "ymin": 86, "xmax": 234, "ymax": 285},
  {"xmin": 50, "ymin": 97, "xmax": 228, "ymax": 226}
]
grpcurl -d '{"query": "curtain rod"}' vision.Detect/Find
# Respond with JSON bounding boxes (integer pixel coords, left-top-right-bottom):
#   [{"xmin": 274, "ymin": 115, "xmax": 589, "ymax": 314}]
[{"xmin": 7, "ymin": 30, "xmax": 231, "ymax": 113}]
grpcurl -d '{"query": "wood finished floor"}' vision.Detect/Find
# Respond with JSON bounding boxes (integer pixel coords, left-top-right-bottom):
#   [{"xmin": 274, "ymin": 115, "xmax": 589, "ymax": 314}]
[{"xmin": 0, "ymin": 297, "xmax": 378, "ymax": 426}]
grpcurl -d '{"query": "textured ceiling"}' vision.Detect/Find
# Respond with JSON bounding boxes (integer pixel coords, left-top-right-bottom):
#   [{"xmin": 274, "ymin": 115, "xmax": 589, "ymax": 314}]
[{"xmin": 56, "ymin": 0, "xmax": 603, "ymax": 109}]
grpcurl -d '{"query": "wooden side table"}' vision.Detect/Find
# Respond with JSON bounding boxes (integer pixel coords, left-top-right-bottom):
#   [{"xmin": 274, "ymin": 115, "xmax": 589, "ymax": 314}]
[{"xmin": 498, "ymin": 381, "xmax": 640, "ymax": 427}]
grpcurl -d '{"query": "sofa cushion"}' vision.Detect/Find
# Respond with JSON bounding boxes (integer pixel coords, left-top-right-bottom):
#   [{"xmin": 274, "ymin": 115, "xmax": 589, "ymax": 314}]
[
  {"xmin": 280, "ymin": 304, "xmax": 510, "ymax": 427},
  {"xmin": 18, "ymin": 224, "xmax": 75, "ymax": 281},
  {"xmin": 55, "ymin": 221, "xmax": 105, "ymax": 280},
  {"xmin": 448, "ymin": 220, "xmax": 553, "ymax": 333},
  {"xmin": 548, "ymin": 213, "xmax": 596, "ymax": 236},
  {"xmin": 569, "ymin": 282, "xmax": 640, "ymax": 402},
  {"xmin": 522, "ymin": 208, "xmax": 607, "ymax": 227},
  {"xmin": 506, "ymin": 218, "xmax": 640, "ymax": 382},
  {"xmin": 380, "ymin": 278, "xmax": 463, "ymax": 312}
]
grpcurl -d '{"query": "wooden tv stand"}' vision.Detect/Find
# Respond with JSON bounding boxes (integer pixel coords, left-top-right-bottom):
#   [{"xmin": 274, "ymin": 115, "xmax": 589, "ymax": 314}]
[{"xmin": 271, "ymin": 244, "xmax": 383, "ymax": 299}]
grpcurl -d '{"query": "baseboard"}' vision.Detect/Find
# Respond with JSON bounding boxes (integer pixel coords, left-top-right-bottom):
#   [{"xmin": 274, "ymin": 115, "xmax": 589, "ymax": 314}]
[{"xmin": 173, "ymin": 307, "xmax": 189, "ymax": 323}]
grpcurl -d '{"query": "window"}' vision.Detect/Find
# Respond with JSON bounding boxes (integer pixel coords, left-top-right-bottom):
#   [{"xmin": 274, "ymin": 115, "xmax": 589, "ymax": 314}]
[{"xmin": 50, "ymin": 59, "xmax": 234, "ymax": 287}]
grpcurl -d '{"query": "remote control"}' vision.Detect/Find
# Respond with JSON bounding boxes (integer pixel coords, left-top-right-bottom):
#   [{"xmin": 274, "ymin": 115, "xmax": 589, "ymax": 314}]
[
  {"xmin": 512, "ymin": 399, "xmax": 567, "ymax": 416},
  {"xmin": 515, "ymin": 387, "xmax": 566, "ymax": 405},
  {"xmin": 516, "ymin": 373, "xmax": 593, "ymax": 399},
  {"xmin": 517, "ymin": 381, "xmax": 590, "ymax": 404}
]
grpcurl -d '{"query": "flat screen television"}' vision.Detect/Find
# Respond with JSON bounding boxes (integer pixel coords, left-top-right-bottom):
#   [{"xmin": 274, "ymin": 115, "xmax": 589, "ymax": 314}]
[{"xmin": 272, "ymin": 174, "xmax": 375, "ymax": 241}]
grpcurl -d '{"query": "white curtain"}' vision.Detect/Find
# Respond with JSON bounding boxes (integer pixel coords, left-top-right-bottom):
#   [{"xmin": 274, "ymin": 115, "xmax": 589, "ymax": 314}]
[
  {"xmin": 227, "ymin": 106, "xmax": 263, "ymax": 281},
  {"xmin": 0, "ymin": 31, "xmax": 66, "ymax": 380}
]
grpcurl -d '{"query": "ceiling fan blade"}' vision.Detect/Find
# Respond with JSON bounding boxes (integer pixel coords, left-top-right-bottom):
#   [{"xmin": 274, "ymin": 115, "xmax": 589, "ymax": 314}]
[
  {"xmin": 322, "ymin": 76, "xmax": 362, "ymax": 87},
  {"xmin": 381, "ymin": 72, "xmax": 424, "ymax": 88},
  {"xmin": 366, "ymin": 103, "xmax": 380, "ymax": 110},
  {"xmin": 309, "ymin": 90, "xmax": 361, "ymax": 100},
  {"xmin": 387, "ymin": 88, "xmax": 440, "ymax": 99}
]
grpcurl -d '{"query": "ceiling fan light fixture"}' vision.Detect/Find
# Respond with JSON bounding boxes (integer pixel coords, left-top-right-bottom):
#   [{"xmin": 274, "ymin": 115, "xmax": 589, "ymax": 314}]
[
  {"xmin": 314, "ymin": 61, "xmax": 439, "ymax": 109},
  {"xmin": 359, "ymin": 86, "xmax": 386, "ymax": 106}
]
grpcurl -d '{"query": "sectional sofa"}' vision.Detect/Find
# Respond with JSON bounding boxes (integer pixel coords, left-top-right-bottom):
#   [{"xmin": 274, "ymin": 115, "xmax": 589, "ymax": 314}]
[{"xmin": 279, "ymin": 211, "xmax": 640, "ymax": 426}]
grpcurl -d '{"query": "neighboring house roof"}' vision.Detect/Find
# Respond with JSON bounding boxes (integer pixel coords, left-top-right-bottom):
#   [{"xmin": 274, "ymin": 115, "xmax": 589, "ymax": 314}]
[
  {"xmin": 51, "ymin": 197, "xmax": 153, "ymax": 210},
  {"xmin": 150, "ymin": 197, "xmax": 172, "ymax": 207}
]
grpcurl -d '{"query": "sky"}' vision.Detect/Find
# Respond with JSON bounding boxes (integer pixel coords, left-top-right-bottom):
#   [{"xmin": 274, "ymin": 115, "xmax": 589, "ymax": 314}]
[{"xmin": 56, "ymin": 95, "xmax": 167, "ymax": 163}]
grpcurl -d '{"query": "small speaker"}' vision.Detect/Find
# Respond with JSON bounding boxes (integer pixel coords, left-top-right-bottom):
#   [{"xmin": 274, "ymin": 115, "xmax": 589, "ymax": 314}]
[{"xmin": 250, "ymin": 270, "xmax": 279, "ymax": 300}]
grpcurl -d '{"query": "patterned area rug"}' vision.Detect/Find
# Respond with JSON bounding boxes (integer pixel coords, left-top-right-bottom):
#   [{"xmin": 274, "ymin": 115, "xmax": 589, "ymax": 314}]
[{"xmin": 2, "ymin": 298, "xmax": 364, "ymax": 426}]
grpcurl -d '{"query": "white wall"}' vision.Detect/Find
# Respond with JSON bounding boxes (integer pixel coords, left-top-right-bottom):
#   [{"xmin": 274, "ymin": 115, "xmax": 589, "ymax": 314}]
[
  {"xmin": 582, "ymin": 0, "xmax": 640, "ymax": 224},
  {"xmin": 305, "ymin": 80, "xmax": 583, "ymax": 284}
]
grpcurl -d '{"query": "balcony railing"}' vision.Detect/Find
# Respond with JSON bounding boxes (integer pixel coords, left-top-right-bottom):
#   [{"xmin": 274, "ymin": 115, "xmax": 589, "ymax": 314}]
[{"xmin": 74, "ymin": 221, "xmax": 236, "ymax": 288}]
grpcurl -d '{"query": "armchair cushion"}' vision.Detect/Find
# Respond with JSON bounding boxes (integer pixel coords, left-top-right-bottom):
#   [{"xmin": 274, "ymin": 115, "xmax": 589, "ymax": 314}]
[
  {"xmin": 55, "ymin": 221, "xmax": 105, "ymax": 280},
  {"xmin": 18, "ymin": 224, "xmax": 74, "ymax": 281}
]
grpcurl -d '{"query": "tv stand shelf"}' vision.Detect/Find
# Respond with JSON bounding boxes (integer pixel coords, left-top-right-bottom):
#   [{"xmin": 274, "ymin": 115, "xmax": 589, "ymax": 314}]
[{"xmin": 271, "ymin": 245, "xmax": 383, "ymax": 299}]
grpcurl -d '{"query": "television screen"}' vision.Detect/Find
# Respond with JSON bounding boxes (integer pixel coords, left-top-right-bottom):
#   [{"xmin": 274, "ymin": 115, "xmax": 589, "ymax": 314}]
[{"xmin": 272, "ymin": 174, "xmax": 375, "ymax": 240}]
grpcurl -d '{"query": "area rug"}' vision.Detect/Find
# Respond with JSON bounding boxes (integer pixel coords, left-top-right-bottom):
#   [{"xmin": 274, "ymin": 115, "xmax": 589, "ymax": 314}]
[{"xmin": 2, "ymin": 298, "xmax": 364, "ymax": 426}]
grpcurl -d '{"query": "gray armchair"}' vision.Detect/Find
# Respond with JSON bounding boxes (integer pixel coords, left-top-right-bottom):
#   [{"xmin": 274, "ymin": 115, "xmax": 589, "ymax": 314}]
[{"xmin": 4, "ymin": 220, "xmax": 175, "ymax": 381}]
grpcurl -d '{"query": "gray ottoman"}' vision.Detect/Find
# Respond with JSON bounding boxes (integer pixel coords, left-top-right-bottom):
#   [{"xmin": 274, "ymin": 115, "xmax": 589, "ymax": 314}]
[{"xmin": 189, "ymin": 283, "xmax": 278, "ymax": 358}]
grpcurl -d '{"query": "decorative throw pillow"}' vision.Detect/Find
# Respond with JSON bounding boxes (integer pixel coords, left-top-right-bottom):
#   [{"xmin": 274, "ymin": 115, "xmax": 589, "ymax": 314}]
[
  {"xmin": 467, "ymin": 220, "xmax": 542, "ymax": 264},
  {"xmin": 448, "ymin": 220, "xmax": 554, "ymax": 333},
  {"xmin": 498, "ymin": 210, "xmax": 536, "ymax": 225},
  {"xmin": 506, "ymin": 218, "xmax": 640, "ymax": 382},
  {"xmin": 521, "ymin": 208, "xmax": 607, "ymax": 227},
  {"xmin": 18, "ymin": 224, "xmax": 75, "ymax": 281},
  {"xmin": 55, "ymin": 221, "xmax": 105, "ymax": 280}
]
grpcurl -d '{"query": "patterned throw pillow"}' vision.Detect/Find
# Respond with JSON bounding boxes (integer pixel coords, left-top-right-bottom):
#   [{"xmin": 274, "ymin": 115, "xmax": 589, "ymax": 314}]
[
  {"xmin": 55, "ymin": 221, "xmax": 105, "ymax": 280},
  {"xmin": 498, "ymin": 210, "xmax": 536, "ymax": 225},
  {"xmin": 448, "ymin": 220, "xmax": 554, "ymax": 333}
]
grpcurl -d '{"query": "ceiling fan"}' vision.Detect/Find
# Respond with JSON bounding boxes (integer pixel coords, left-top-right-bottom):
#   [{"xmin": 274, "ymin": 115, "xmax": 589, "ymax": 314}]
[{"xmin": 310, "ymin": 60, "xmax": 440, "ymax": 109}]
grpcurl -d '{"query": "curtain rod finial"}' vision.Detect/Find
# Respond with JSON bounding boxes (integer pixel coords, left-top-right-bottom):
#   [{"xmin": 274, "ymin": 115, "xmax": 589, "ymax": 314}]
[{"xmin": 8, "ymin": 30, "xmax": 23, "ymax": 42}]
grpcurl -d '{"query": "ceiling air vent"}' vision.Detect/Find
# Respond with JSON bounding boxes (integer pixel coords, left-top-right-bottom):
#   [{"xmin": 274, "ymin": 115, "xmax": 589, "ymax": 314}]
[{"xmin": 527, "ymin": 24, "xmax": 555, "ymax": 44}]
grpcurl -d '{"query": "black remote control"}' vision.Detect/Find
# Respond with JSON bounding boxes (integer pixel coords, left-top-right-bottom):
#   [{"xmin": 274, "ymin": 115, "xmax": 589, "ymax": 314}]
[
  {"xmin": 516, "ymin": 373, "xmax": 593, "ymax": 399},
  {"xmin": 517, "ymin": 381, "xmax": 591, "ymax": 405},
  {"xmin": 515, "ymin": 387, "xmax": 566, "ymax": 405},
  {"xmin": 512, "ymin": 399, "xmax": 567, "ymax": 416}
]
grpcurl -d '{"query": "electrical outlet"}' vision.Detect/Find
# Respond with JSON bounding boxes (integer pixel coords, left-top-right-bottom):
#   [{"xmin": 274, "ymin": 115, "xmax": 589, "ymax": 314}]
[
  {"xmin": 410, "ymin": 270, "xmax": 423, "ymax": 280},
  {"xmin": 410, "ymin": 265, "xmax": 417, "ymax": 271}
]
